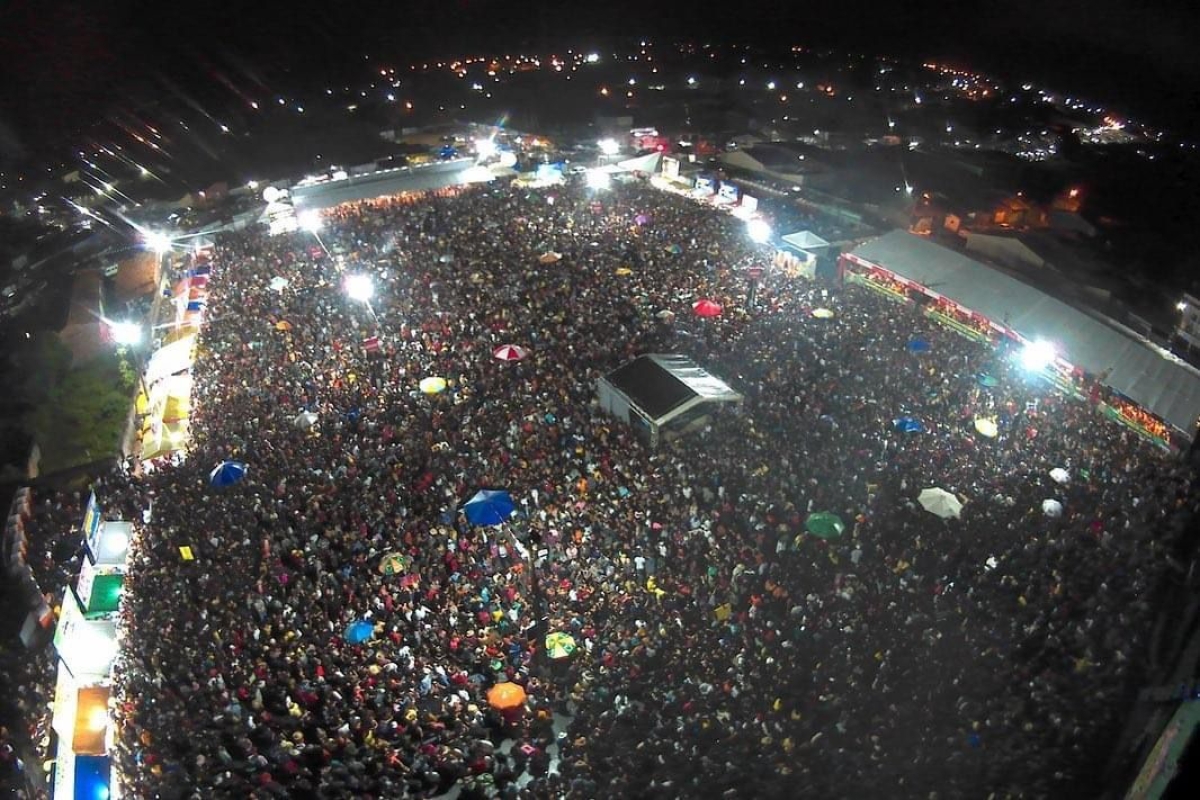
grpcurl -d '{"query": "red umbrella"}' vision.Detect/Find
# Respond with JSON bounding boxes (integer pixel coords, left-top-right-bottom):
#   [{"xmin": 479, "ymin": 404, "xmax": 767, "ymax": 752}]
[
  {"xmin": 692, "ymin": 299, "xmax": 723, "ymax": 318},
  {"xmin": 492, "ymin": 345, "xmax": 529, "ymax": 362}
]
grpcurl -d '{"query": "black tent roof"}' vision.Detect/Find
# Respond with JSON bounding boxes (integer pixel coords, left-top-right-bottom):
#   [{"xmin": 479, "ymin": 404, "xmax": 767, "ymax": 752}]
[{"xmin": 604, "ymin": 356, "xmax": 697, "ymax": 420}]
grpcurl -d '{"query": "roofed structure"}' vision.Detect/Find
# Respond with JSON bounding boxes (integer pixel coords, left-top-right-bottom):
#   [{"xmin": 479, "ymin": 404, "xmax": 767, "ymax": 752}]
[
  {"xmin": 848, "ymin": 230, "xmax": 1200, "ymax": 438},
  {"xmin": 597, "ymin": 354, "xmax": 743, "ymax": 447}
]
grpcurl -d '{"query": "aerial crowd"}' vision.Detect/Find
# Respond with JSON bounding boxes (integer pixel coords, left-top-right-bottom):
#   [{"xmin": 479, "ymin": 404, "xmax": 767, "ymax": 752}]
[{"xmin": 29, "ymin": 179, "xmax": 1195, "ymax": 799}]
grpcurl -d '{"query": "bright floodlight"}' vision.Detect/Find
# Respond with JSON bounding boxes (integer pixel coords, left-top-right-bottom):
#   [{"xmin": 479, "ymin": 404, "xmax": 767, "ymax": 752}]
[
  {"xmin": 109, "ymin": 321, "xmax": 143, "ymax": 346},
  {"xmin": 297, "ymin": 209, "xmax": 323, "ymax": 233},
  {"xmin": 345, "ymin": 274, "xmax": 374, "ymax": 303},
  {"xmin": 598, "ymin": 138, "xmax": 620, "ymax": 156},
  {"xmin": 747, "ymin": 219, "xmax": 772, "ymax": 244},
  {"xmin": 144, "ymin": 231, "xmax": 171, "ymax": 254},
  {"xmin": 586, "ymin": 169, "xmax": 611, "ymax": 190},
  {"xmin": 475, "ymin": 138, "xmax": 497, "ymax": 158},
  {"xmin": 1019, "ymin": 339, "xmax": 1056, "ymax": 371}
]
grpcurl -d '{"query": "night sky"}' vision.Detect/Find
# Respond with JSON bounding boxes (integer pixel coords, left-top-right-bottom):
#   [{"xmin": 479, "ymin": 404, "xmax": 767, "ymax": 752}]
[{"xmin": 2, "ymin": 0, "xmax": 1199, "ymax": 165}]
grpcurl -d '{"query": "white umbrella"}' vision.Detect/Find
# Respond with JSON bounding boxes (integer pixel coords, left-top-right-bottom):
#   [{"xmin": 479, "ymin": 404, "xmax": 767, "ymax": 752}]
[
  {"xmin": 294, "ymin": 411, "xmax": 318, "ymax": 430},
  {"xmin": 918, "ymin": 488, "xmax": 963, "ymax": 519},
  {"xmin": 973, "ymin": 417, "xmax": 999, "ymax": 438},
  {"xmin": 269, "ymin": 276, "xmax": 290, "ymax": 292},
  {"xmin": 1042, "ymin": 499, "xmax": 1063, "ymax": 517},
  {"xmin": 1049, "ymin": 468, "xmax": 1070, "ymax": 484}
]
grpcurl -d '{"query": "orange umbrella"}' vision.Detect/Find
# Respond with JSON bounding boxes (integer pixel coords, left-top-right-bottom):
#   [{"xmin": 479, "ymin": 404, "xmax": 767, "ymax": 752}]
[
  {"xmin": 275, "ymin": 320, "xmax": 293, "ymax": 331},
  {"xmin": 486, "ymin": 681, "xmax": 527, "ymax": 711}
]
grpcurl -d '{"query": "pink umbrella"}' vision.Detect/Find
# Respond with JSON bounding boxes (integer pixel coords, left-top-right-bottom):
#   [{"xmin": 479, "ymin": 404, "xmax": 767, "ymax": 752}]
[
  {"xmin": 692, "ymin": 299, "xmax": 723, "ymax": 318},
  {"xmin": 492, "ymin": 344, "xmax": 530, "ymax": 362}
]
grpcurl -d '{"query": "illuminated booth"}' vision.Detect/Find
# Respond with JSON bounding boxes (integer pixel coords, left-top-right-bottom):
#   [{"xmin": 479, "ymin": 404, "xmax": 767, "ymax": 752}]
[
  {"xmin": 53, "ymin": 750, "xmax": 112, "ymax": 800},
  {"xmin": 54, "ymin": 590, "xmax": 118, "ymax": 680},
  {"xmin": 597, "ymin": 354, "xmax": 743, "ymax": 448},
  {"xmin": 843, "ymin": 230, "xmax": 1200, "ymax": 447},
  {"xmin": 52, "ymin": 591, "xmax": 118, "ymax": 800}
]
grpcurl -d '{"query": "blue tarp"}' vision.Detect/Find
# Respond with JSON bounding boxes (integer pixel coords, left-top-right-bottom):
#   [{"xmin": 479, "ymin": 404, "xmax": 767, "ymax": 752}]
[{"xmin": 463, "ymin": 489, "xmax": 515, "ymax": 526}]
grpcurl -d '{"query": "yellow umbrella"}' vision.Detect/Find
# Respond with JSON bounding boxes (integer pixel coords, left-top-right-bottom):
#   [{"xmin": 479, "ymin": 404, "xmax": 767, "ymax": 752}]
[
  {"xmin": 974, "ymin": 417, "xmax": 999, "ymax": 438},
  {"xmin": 419, "ymin": 377, "xmax": 447, "ymax": 394},
  {"xmin": 615, "ymin": 267, "xmax": 633, "ymax": 276},
  {"xmin": 811, "ymin": 308, "xmax": 835, "ymax": 319},
  {"xmin": 487, "ymin": 681, "xmax": 527, "ymax": 711}
]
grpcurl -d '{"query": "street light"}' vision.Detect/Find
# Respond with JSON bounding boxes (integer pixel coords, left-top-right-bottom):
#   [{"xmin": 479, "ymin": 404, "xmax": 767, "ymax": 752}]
[
  {"xmin": 143, "ymin": 231, "xmax": 171, "ymax": 254},
  {"xmin": 1018, "ymin": 339, "xmax": 1056, "ymax": 372},
  {"xmin": 598, "ymin": 138, "xmax": 620, "ymax": 156},
  {"xmin": 345, "ymin": 274, "xmax": 375, "ymax": 303},
  {"xmin": 747, "ymin": 218, "xmax": 772, "ymax": 244},
  {"xmin": 297, "ymin": 209, "xmax": 323, "ymax": 233},
  {"xmin": 586, "ymin": 168, "xmax": 611, "ymax": 190},
  {"xmin": 475, "ymin": 138, "xmax": 497, "ymax": 159},
  {"xmin": 108, "ymin": 321, "xmax": 143, "ymax": 346}
]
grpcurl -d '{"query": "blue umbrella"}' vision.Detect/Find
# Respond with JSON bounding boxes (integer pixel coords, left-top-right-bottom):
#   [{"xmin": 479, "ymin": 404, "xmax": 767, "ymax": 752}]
[
  {"xmin": 209, "ymin": 460, "xmax": 247, "ymax": 488},
  {"xmin": 345, "ymin": 620, "xmax": 374, "ymax": 645},
  {"xmin": 463, "ymin": 490, "xmax": 516, "ymax": 526},
  {"xmin": 977, "ymin": 373, "xmax": 999, "ymax": 388},
  {"xmin": 907, "ymin": 339, "xmax": 931, "ymax": 353},
  {"xmin": 893, "ymin": 417, "xmax": 925, "ymax": 434}
]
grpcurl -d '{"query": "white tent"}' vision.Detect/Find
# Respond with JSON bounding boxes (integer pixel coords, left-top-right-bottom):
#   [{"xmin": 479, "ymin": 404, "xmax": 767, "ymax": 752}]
[
  {"xmin": 782, "ymin": 230, "xmax": 832, "ymax": 253},
  {"xmin": 144, "ymin": 335, "xmax": 196, "ymax": 386}
]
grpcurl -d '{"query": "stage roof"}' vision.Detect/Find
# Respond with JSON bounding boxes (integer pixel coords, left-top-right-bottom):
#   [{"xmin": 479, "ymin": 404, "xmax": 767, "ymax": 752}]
[
  {"xmin": 851, "ymin": 230, "xmax": 1200, "ymax": 436},
  {"xmin": 605, "ymin": 354, "xmax": 742, "ymax": 421}
]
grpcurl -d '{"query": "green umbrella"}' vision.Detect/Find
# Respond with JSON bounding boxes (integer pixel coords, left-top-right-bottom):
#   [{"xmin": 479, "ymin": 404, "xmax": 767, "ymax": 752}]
[
  {"xmin": 805, "ymin": 512, "xmax": 846, "ymax": 540},
  {"xmin": 378, "ymin": 551, "xmax": 411, "ymax": 576},
  {"xmin": 545, "ymin": 631, "xmax": 578, "ymax": 659}
]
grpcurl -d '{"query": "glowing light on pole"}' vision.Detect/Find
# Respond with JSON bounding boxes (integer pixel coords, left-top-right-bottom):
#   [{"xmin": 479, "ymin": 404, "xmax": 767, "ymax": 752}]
[
  {"xmin": 475, "ymin": 138, "xmax": 497, "ymax": 159},
  {"xmin": 297, "ymin": 209, "xmax": 323, "ymax": 233},
  {"xmin": 108, "ymin": 321, "xmax": 143, "ymax": 346},
  {"xmin": 345, "ymin": 273, "xmax": 379, "ymax": 325},
  {"xmin": 143, "ymin": 231, "xmax": 171, "ymax": 254},
  {"xmin": 747, "ymin": 219, "xmax": 772, "ymax": 244},
  {"xmin": 1018, "ymin": 339, "xmax": 1056, "ymax": 372},
  {"xmin": 586, "ymin": 169, "xmax": 611, "ymax": 190},
  {"xmin": 297, "ymin": 208, "xmax": 333, "ymax": 258},
  {"xmin": 598, "ymin": 138, "xmax": 620, "ymax": 157},
  {"xmin": 345, "ymin": 274, "xmax": 375, "ymax": 303}
]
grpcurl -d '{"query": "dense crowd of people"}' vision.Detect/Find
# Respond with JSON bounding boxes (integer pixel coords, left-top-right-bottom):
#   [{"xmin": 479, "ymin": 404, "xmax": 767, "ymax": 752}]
[{"xmin": 96, "ymin": 179, "xmax": 1193, "ymax": 798}]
